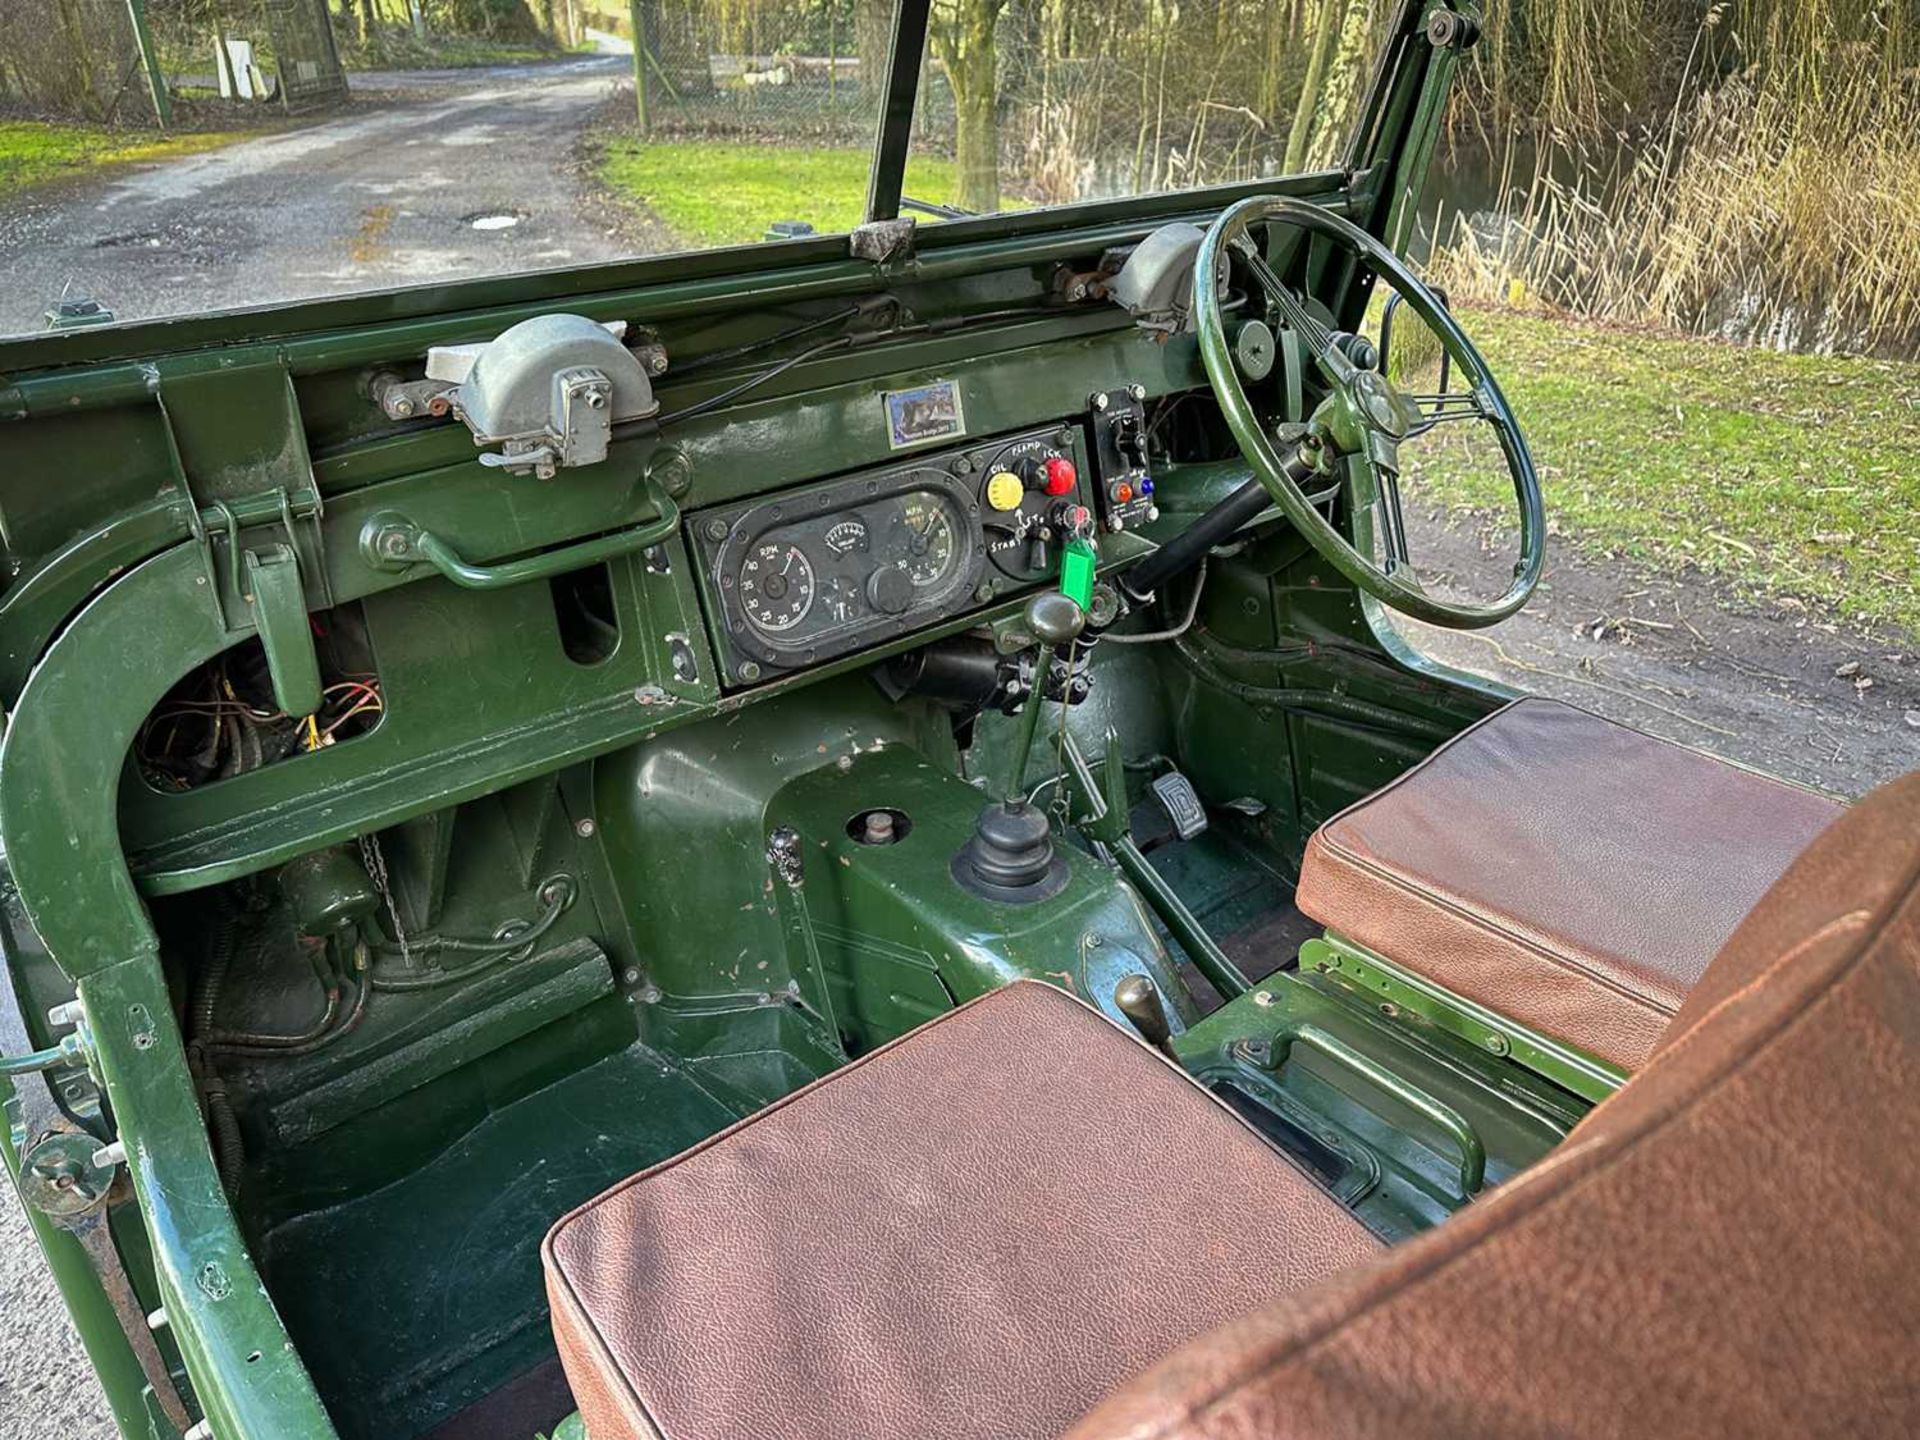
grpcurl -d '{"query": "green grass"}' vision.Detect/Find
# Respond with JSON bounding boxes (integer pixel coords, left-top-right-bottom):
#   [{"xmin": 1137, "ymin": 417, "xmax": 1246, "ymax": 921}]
[
  {"xmin": 598, "ymin": 138, "xmax": 956, "ymax": 249},
  {"xmin": 0, "ymin": 123, "xmax": 242, "ymax": 199},
  {"xmin": 1401, "ymin": 307, "xmax": 1920, "ymax": 636}
]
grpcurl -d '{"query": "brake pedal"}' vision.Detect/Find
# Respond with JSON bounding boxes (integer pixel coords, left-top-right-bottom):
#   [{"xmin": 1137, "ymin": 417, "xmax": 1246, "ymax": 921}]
[{"xmin": 1150, "ymin": 771, "xmax": 1208, "ymax": 841}]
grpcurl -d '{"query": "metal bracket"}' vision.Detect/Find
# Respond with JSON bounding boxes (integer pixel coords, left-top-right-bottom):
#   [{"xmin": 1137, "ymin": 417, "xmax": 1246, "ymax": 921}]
[
  {"xmin": 242, "ymin": 543, "xmax": 323, "ymax": 716},
  {"xmin": 154, "ymin": 362, "xmax": 331, "ymax": 643}
]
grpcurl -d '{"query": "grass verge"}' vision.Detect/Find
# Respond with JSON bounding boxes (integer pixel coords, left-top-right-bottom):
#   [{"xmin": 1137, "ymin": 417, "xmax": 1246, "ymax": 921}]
[
  {"xmin": 1403, "ymin": 307, "xmax": 1920, "ymax": 636},
  {"xmin": 0, "ymin": 123, "xmax": 242, "ymax": 200},
  {"xmin": 598, "ymin": 137, "xmax": 955, "ymax": 249}
]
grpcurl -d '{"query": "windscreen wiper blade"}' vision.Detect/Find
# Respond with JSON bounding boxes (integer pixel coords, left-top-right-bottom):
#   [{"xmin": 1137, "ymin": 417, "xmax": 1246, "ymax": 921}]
[{"xmin": 900, "ymin": 196, "xmax": 973, "ymax": 220}]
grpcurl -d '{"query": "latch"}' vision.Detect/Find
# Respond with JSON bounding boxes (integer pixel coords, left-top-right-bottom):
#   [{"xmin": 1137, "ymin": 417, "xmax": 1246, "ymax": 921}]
[{"xmin": 191, "ymin": 489, "xmax": 327, "ymax": 716}]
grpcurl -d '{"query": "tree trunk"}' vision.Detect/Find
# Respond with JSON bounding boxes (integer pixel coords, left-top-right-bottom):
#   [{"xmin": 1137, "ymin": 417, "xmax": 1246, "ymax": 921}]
[
  {"xmin": 1284, "ymin": 0, "xmax": 1345, "ymax": 172},
  {"xmin": 953, "ymin": 55, "xmax": 1000, "ymax": 212},
  {"xmin": 932, "ymin": 0, "xmax": 1005, "ymax": 213},
  {"xmin": 855, "ymin": 0, "xmax": 893, "ymax": 96}
]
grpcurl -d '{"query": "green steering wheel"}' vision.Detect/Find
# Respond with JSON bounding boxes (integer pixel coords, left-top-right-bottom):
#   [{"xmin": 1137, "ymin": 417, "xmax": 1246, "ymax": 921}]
[{"xmin": 1194, "ymin": 195, "xmax": 1545, "ymax": 629}]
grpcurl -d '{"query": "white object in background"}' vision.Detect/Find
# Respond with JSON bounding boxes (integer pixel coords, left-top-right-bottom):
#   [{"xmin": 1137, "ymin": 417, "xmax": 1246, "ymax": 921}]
[{"xmin": 218, "ymin": 39, "xmax": 253, "ymax": 99}]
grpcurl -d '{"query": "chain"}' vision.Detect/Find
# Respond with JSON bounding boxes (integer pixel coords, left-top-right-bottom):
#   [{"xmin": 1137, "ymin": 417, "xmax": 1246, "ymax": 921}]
[{"xmin": 358, "ymin": 833, "xmax": 413, "ymax": 968}]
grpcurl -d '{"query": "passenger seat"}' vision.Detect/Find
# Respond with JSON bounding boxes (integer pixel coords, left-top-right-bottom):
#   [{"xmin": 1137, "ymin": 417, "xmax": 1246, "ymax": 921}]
[{"xmin": 1295, "ymin": 697, "xmax": 1842, "ymax": 1069}]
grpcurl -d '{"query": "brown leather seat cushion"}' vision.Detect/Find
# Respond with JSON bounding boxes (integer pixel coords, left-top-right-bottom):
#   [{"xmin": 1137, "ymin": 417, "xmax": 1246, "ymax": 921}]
[
  {"xmin": 542, "ymin": 981, "xmax": 1379, "ymax": 1440},
  {"xmin": 1295, "ymin": 697, "xmax": 1843, "ymax": 1070},
  {"xmin": 1072, "ymin": 768, "xmax": 1920, "ymax": 1440}
]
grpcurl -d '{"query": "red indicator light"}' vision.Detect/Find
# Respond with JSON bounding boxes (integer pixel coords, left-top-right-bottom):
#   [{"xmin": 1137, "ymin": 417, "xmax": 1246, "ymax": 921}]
[
  {"xmin": 1042, "ymin": 456, "xmax": 1077, "ymax": 496},
  {"xmin": 1115, "ymin": 483, "xmax": 1133, "ymax": 503}
]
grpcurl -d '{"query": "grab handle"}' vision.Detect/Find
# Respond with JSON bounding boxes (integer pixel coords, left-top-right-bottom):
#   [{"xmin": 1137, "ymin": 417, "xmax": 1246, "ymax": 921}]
[{"xmin": 360, "ymin": 485, "xmax": 680, "ymax": 591}]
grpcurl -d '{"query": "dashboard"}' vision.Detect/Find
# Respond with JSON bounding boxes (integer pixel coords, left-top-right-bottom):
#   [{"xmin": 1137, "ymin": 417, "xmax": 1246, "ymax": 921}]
[{"xmin": 694, "ymin": 398, "xmax": 1159, "ymax": 686}]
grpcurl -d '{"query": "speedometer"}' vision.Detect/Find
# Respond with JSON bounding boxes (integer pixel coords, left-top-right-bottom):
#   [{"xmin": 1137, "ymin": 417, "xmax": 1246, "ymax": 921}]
[
  {"xmin": 897, "ymin": 494, "xmax": 958, "ymax": 588},
  {"xmin": 739, "ymin": 541, "xmax": 816, "ymax": 634}
]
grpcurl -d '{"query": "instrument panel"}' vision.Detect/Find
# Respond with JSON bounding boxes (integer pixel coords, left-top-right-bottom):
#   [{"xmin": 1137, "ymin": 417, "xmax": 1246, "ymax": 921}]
[{"xmin": 695, "ymin": 424, "xmax": 1096, "ymax": 685}]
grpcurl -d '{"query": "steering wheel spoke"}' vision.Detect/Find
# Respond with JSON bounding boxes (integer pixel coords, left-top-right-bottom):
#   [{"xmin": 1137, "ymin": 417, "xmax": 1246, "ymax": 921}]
[
  {"xmin": 1374, "ymin": 467, "xmax": 1413, "ymax": 574},
  {"xmin": 1194, "ymin": 196, "xmax": 1545, "ymax": 630},
  {"xmin": 1232, "ymin": 238, "xmax": 1341, "ymax": 365},
  {"xmin": 1406, "ymin": 388, "xmax": 1491, "ymax": 438}
]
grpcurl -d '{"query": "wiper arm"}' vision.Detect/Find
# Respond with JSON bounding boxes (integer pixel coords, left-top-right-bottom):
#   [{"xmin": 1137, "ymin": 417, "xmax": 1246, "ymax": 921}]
[{"xmin": 899, "ymin": 195, "xmax": 972, "ymax": 220}]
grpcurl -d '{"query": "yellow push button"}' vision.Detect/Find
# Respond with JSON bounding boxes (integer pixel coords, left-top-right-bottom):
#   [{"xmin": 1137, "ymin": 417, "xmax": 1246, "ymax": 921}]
[{"xmin": 986, "ymin": 471, "xmax": 1025, "ymax": 512}]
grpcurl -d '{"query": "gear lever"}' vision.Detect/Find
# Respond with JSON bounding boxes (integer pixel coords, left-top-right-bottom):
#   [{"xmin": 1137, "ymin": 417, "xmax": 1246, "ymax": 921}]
[
  {"xmin": 1002, "ymin": 590, "xmax": 1085, "ymax": 805},
  {"xmin": 951, "ymin": 592, "xmax": 1085, "ymax": 903}
]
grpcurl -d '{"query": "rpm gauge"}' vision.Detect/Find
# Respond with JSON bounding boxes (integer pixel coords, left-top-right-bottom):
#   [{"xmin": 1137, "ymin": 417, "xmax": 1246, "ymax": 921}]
[
  {"xmin": 897, "ymin": 494, "xmax": 958, "ymax": 588},
  {"xmin": 739, "ymin": 541, "xmax": 816, "ymax": 634}
]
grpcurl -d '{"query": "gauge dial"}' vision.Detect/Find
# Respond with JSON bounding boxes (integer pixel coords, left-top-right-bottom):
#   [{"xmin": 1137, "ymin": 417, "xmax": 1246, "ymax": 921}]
[
  {"xmin": 897, "ymin": 494, "xmax": 958, "ymax": 588},
  {"xmin": 824, "ymin": 519, "xmax": 870, "ymax": 556},
  {"xmin": 820, "ymin": 575, "xmax": 861, "ymax": 625},
  {"xmin": 739, "ymin": 541, "xmax": 816, "ymax": 634}
]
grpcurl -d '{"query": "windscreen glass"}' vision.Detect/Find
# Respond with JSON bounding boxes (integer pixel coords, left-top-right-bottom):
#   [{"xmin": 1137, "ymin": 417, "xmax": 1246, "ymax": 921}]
[{"xmin": 902, "ymin": 0, "xmax": 1392, "ymax": 218}]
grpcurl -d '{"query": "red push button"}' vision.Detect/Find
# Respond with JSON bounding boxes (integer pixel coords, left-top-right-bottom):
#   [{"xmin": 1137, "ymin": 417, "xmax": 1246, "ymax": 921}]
[{"xmin": 1042, "ymin": 456, "xmax": 1077, "ymax": 496}]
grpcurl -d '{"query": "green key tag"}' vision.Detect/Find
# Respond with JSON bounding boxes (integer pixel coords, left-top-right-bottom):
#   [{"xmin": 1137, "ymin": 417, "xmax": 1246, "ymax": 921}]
[{"xmin": 1059, "ymin": 535, "xmax": 1098, "ymax": 611}]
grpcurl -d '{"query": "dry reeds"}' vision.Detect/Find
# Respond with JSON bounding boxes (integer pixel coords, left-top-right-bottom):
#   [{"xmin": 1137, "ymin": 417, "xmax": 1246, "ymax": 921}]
[{"xmin": 1437, "ymin": 2, "xmax": 1920, "ymax": 355}]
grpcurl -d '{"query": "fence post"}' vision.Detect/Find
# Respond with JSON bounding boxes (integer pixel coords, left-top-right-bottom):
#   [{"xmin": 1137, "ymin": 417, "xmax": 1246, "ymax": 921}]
[
  {"xmin": 628, "ymin": 0, "xmax": 650, "ymax": 134},
  {"xmin": 124, "ymin": 0, "xmax": 172, "ymax": 129}
]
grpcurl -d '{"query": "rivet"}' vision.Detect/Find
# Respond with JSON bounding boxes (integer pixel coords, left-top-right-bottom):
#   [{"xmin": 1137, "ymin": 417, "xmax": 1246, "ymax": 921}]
[
  {"xmin": 575, "ymin": 819, "xmax": 597, "ymax": 838},
  {"xmin": 1252, "ymin": 990, "xmax": 1274, "ymax": 1008}
]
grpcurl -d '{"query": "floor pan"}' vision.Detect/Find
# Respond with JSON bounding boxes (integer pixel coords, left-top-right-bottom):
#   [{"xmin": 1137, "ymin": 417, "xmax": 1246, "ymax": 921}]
[{"xmin": 258, "ymin": 1043, "xmax": 739, "ymax": 1440}]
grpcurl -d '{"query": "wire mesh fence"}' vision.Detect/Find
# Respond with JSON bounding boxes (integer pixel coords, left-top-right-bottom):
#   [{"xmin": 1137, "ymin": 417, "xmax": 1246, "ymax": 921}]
[
  {"xmin": 0, "ymin": 0, "xmax": 345, "ymax": 125},
  {"xmin": 0, "ymin": 0, "xmax": 147, "ymax": 123},
  {"xmin": 592, "ymin": 0, "xmax": 1391, "ymax": 213}
]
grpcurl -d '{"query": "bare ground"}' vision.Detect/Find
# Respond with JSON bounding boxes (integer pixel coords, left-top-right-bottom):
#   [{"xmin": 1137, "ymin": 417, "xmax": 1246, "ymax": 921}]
[{"xmin": 1397, "ymin": 503, "xmax": 1919, "ymax": 798}]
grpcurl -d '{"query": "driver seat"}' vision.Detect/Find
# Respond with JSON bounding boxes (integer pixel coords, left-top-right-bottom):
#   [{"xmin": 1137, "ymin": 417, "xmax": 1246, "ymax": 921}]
[{"xmin": 1295, "ymin": 697, "xmax": 1844, "ymax": 1070}]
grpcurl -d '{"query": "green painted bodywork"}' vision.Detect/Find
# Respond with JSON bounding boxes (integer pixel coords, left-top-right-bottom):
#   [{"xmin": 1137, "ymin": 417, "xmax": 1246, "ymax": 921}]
[{"xmin": 0, "ymin": 6, "xmax": 1593, "ymax": 1438}]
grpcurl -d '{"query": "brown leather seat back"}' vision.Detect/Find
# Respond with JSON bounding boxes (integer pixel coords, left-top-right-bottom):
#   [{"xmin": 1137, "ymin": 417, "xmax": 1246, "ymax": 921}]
[{"xmin": 1073, "ymin": 772, "xmax": 1920, "ymax": 1440}]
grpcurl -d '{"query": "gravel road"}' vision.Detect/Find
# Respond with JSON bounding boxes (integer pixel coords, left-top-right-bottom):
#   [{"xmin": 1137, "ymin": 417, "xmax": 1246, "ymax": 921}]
[
  {"xmin": 0, "ymin": 57, "xmax": 637, "ymax": 336},
  {"xmin": 0, "ymin": 1191, "xmax": 114, "ymax": 1435}
]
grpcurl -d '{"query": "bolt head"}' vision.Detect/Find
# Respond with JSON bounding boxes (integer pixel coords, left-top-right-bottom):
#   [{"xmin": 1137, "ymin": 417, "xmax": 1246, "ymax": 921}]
[
  {"xmin": 1252, "ymin": 990, "xmax": 1274, "ymax": 1007},
  {"xmin": 575, "ymin": 818, "xmax": 597, "ymax": 838}
]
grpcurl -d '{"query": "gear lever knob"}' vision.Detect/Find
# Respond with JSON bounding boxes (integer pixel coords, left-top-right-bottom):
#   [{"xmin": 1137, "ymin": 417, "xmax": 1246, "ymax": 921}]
[
  {"xmin": 1114, "ymin": 973, "xmax": 1174, "ymax": 1054},
  {"xmin": 1025, "ymin": 590, "xmax": 1085, "ymax": 648}
]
